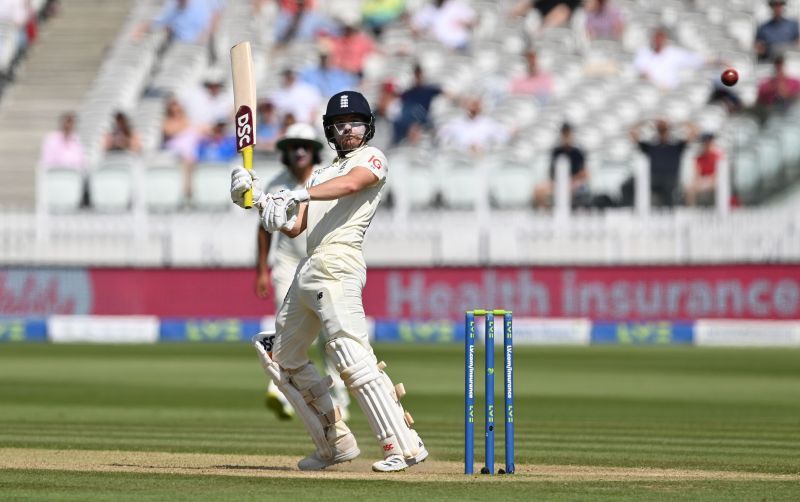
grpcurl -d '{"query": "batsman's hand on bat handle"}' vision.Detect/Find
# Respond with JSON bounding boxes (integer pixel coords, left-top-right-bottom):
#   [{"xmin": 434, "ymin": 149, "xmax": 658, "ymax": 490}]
[{"xmin": 230, "ymin": 165, "xmax": 269, "ymax": 210}]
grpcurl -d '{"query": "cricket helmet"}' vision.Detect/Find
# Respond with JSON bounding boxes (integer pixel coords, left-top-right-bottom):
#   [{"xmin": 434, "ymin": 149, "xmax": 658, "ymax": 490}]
[{"xmin": 322, "ymin": 90, "xmax": 375, "ymax": 147}]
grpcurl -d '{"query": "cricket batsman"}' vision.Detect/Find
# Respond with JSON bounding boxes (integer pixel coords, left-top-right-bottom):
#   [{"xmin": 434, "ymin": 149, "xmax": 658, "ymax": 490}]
[
  {"xmin": 230, "ymin": 91, "xmax": 428, "ymax": 472},
  {"xmin": 255, "ymin": 123, "xmax": 350, "ymax": 421}
]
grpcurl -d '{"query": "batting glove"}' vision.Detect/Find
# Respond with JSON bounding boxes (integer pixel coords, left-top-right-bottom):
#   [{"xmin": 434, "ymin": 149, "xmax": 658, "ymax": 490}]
[{"xmin": 230, "ymin": 165, "xmax": 268, "ymax": 209}]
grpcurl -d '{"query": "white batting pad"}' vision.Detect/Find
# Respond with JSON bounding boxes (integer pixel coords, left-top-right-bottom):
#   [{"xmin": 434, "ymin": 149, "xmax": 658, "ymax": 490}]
[
  {"xmin": 325, "ymin": 337, "xmax": 424, "ymax": 459},
  {"xmin": 254, "ymin": 336, "xmax": 352, "ymax": 460}
]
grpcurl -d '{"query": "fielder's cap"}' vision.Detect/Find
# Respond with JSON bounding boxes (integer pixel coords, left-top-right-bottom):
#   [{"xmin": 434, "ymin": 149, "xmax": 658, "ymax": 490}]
[
  {"xmin": 769, "ymin": 0, "xmax": 786, "ymax": 5},
  {"xmin": 276, "ymin": 123, "xmax": 324, "ymax": 152},
  {"xmin": 323, "ymin": 90, "xmax": 373, "ymax": 122},
  {"xmin": 700, "ymin": 132, "xmax": 715, "ymax": 142}
]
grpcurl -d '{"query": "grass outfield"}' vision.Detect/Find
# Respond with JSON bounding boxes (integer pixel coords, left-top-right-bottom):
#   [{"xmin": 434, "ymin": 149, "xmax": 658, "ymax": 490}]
[{"xmin": 0, "ymin": 343, "xmax": 798, "ymax": 500}]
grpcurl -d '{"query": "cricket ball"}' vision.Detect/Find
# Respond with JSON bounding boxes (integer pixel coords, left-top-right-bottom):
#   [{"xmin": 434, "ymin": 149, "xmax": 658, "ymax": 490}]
[{"xmin": 721, "ymin": 68, "xmax": 738, "ymax": 87}]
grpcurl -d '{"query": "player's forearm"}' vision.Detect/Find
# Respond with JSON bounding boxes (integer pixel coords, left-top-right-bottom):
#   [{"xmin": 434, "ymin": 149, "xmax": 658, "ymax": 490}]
[
  {"xmin": 307, "ymin": 178, "xmax": 362, "ymax": 201},
  {"xmin": 280, "ymin": 201, "xmax": 308, "ymax": 238},
  {"xmin": 256, "ymin": 226, "xmax": 270, "ymax": 273}
]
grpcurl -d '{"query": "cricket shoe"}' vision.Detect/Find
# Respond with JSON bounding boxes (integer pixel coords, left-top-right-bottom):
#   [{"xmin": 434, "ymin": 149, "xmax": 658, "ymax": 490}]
[
  {"xmin": 297, "ymin": 434, "xmax": 360, "ymax": 471},
  {"xmin": 371, "ymin": 445, "xmax": 429, "ymax": 473},
  {"xmin": 265, "ymin": 388, "xmax": 294, "ymax": 421}
]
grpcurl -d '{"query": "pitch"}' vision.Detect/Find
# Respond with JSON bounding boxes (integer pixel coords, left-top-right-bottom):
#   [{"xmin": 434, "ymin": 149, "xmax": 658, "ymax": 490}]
[{"xmin": 0, "ymin": 343, "xmax": 798, "ymax": 500}]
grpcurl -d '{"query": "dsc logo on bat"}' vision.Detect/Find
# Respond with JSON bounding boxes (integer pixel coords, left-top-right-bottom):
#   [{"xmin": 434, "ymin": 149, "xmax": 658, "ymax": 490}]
[{"xmin": 235, "ymin": 106, "xmax": 254, "ymax": 149}]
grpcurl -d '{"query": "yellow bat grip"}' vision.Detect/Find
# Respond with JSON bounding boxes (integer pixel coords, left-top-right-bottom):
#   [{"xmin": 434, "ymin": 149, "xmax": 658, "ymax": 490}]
[{"xmin": 241, "ymin": 146, "xmax": 254, "ymax": 209}]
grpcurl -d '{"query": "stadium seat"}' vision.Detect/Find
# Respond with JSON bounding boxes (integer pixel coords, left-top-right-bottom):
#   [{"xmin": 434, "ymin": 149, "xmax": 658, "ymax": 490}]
[
  {"xmin": 89, "ymin": 166, "xmax": 133, "ymax": 212},
  {"xmin": 191, "ymin": 163, "xmax": 233, "ymax": 210},
  {"xmin": 144, "ymin": 166, "xmax": 183, "ymax": 212},
  {"xmin": 777, "ymin": 119, "xmax": 800, "ymax": 173},
  {"xmin": 489, "ymin": 161, "xmax": 533, "ymax": 208},
  {"xmin": 590, "ymin": 157, "xmax": 631, "ymax": 200},
  {"xmin": 405, "ymin": 168, "xmax": 439, "ymax": 209},
  {"xmin": 733, "ymin": 150, "xmax": 760, "ymax": 202},
  {"xmin": 756, "ymin": 136, "xmax": 783, "ymax": 187},
  {"xmin": 437, "ymin": 152, "xmax": 482, "ymax": 209},
  {"xmin": 726, "ymin": 15, "xmax": 756, "ymax": 51},
  {"xmin": 43, "ymin": 168, "xmax": 84, "ymax": 212},
  {"xmin": 439, "ymin": 166, "xmax": 481, "ymax": 209}
]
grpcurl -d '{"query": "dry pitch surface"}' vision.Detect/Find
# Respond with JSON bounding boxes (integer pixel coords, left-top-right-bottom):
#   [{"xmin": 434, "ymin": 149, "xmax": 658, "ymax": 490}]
[{"xmin": 3, "ymin": 449, "xmax": 798, "ymax": 483}]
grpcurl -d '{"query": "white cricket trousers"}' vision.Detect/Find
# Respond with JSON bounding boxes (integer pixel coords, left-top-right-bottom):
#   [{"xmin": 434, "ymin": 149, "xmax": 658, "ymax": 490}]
[{"xmin": 272, "ymin": 244, "xmax": 370, "ymax": 370}]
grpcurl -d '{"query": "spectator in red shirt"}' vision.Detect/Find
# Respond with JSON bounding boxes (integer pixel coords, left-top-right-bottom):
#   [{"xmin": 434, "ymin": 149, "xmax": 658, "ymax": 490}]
[
  {"xmin": 509, "ymin": 47, "xmax": 554, "ymax": 104},
  {"xmin": 685, "ymin": 133, "xmax": 722, "ymax": 206},
  {"xmin": 327, "ymin": 20, "xmax": 376, "ymax": 76},
  {"xmin": 756, "ymin": 54, "xmax": 800, "ymax": 111}
]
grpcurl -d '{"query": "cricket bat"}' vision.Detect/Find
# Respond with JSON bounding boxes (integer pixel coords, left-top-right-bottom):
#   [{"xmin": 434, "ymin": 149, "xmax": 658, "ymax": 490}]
[{"xmin": 230, "ymin": 42, "xmax": 257, "ymax": 209}]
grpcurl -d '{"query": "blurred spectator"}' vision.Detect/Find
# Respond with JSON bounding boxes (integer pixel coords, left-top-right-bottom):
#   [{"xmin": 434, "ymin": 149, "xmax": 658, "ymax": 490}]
[
  {"xmin": 0, "ymin": 0, "xmax": 34, "ymax": 53},
  {"xmin": 755, "ymin": 0, "xmax": 799, "ymax": 62},
  {"xmin": 196, "ymin": 120, "xmax": 237, "ymax": 163},
  {"xmin": 280, "ymin": 111, "xmax": 298, "ymax": 133},
  {"xmin": 633, "ymin": 27, "xmax": 705, "ymax": 90},
  {"xmin": 685, "ymin": 133, "xmax": 722, "ymax": 207},
  {"xmin": 179, "ymin": 69, "xmax": 231, "ymax": 129},
  {"xmin": 509, "ymin": 47, "xmax": 554, "ymax": 104},
  {"xmin": 361, "ymin": 0, "xmax": 405, "ymax": 37},
  {"xmin": 512, "ymin": 0, "xmax": 581, "ymax": 33},
  {"xmin": 756, "ymin": 54, "xmax": 800, "ymax": 111},
  {"xmin": 584, "ymin": 0, "xmax": 624, "ymax": 41},
  {"xmin": 326, "ymin": 19, "xmax": 376, "ymax": 76},
  {"xmin": 270, "ymin": 68, "xmax": 324, "ymax": 124},
  {"xmin": 625, "ymin": 119, "xmax": 698, "ymax": 207},
  {"xmin": 393, "ymin": 63, "xmax": 443, "ymax": 144},
  {"xmin": 299, "ymin": 50, "xmax": 359, "ymax": 98},
  {"xmin": 162, "ymin": 96, "xmax": 198, "ymax": 160},
  {"xmin": 134, "ymin": 0, "xmax": 218, "ymax": 44},
  {"xmin": 411, "ymin": 0, "xmax": 476, "ymax": 51},
  {"xmin": 438, "ymin": 96, "xmax": 510, "ymax": 153},
  {"xmin": 255, "ymin": 100, "xmax": 281, "ymax": 154},
  {"xmin": 709, "ymin": 79, "xmax": 743, "ymax": 113},
  {"xmin": 273, "ymin": 0, "xmax": 337, "ymax": 46},
  {"xmin": 104, "ymin": 111, "xmax": 142, "ymax": 154},
  {"xmin": 372, "ymin": 80, "xmax": 401, "ymax": 149},
  {"xmin": 161, "ymin": 96, "xmax": 200, "ymax": 195},
  {"xmin": 40, "ymin": 112, "xmax": 84, "ymax": 169},
  {"xmin": 533, "ymin": 123, "xmax": 589, "ymax": 208}
]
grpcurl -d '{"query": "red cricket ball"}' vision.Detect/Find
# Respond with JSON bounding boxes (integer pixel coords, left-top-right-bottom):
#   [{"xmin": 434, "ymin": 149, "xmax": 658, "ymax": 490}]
[{"xmin": 721, "ymin": 68, "xmax": 739, "ymax": 87}]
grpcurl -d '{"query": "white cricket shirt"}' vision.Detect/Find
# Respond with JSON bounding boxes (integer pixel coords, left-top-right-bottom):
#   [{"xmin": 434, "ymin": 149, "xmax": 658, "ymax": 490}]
[{"xmin": 305, "ymin": 145, "xmax": 387, "ymax": 255}]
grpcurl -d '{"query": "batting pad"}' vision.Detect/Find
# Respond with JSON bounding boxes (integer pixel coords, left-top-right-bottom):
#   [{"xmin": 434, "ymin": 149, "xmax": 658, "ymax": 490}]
[
  {"xmin": 254, "ymin": 338, "xmax": 350, "ymax": 460},
  {"xmin": 326, "ymin": 337, "xmax": 424, "ymax": 459}
]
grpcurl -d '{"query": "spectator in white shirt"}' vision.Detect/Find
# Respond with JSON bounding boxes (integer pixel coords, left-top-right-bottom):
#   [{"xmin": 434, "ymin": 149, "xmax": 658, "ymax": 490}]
[
  {"xmin": 40, "ymin": 112, "xmax": 84, "ymax": 169},
  {"xmin": 411, "ymin": 0, "xmax": 476, "ymax": 51},
  {"xmin": 439, "ymin": 97, "xmax": 510, "ymax": 154},
  {"xmin": 0, "ymin": 0, "xmax": 32, "ymax": 52},
  {"xmin": 269, "ymin": 68, "xmax": 324, "ymax": 125},
  {"xmin": 179, "ymin": 69, "xmax": 231, "ymax": 129},
  {"xmin": 633, "ymin": 27, "xmax": 704, "ymax": 90}
]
